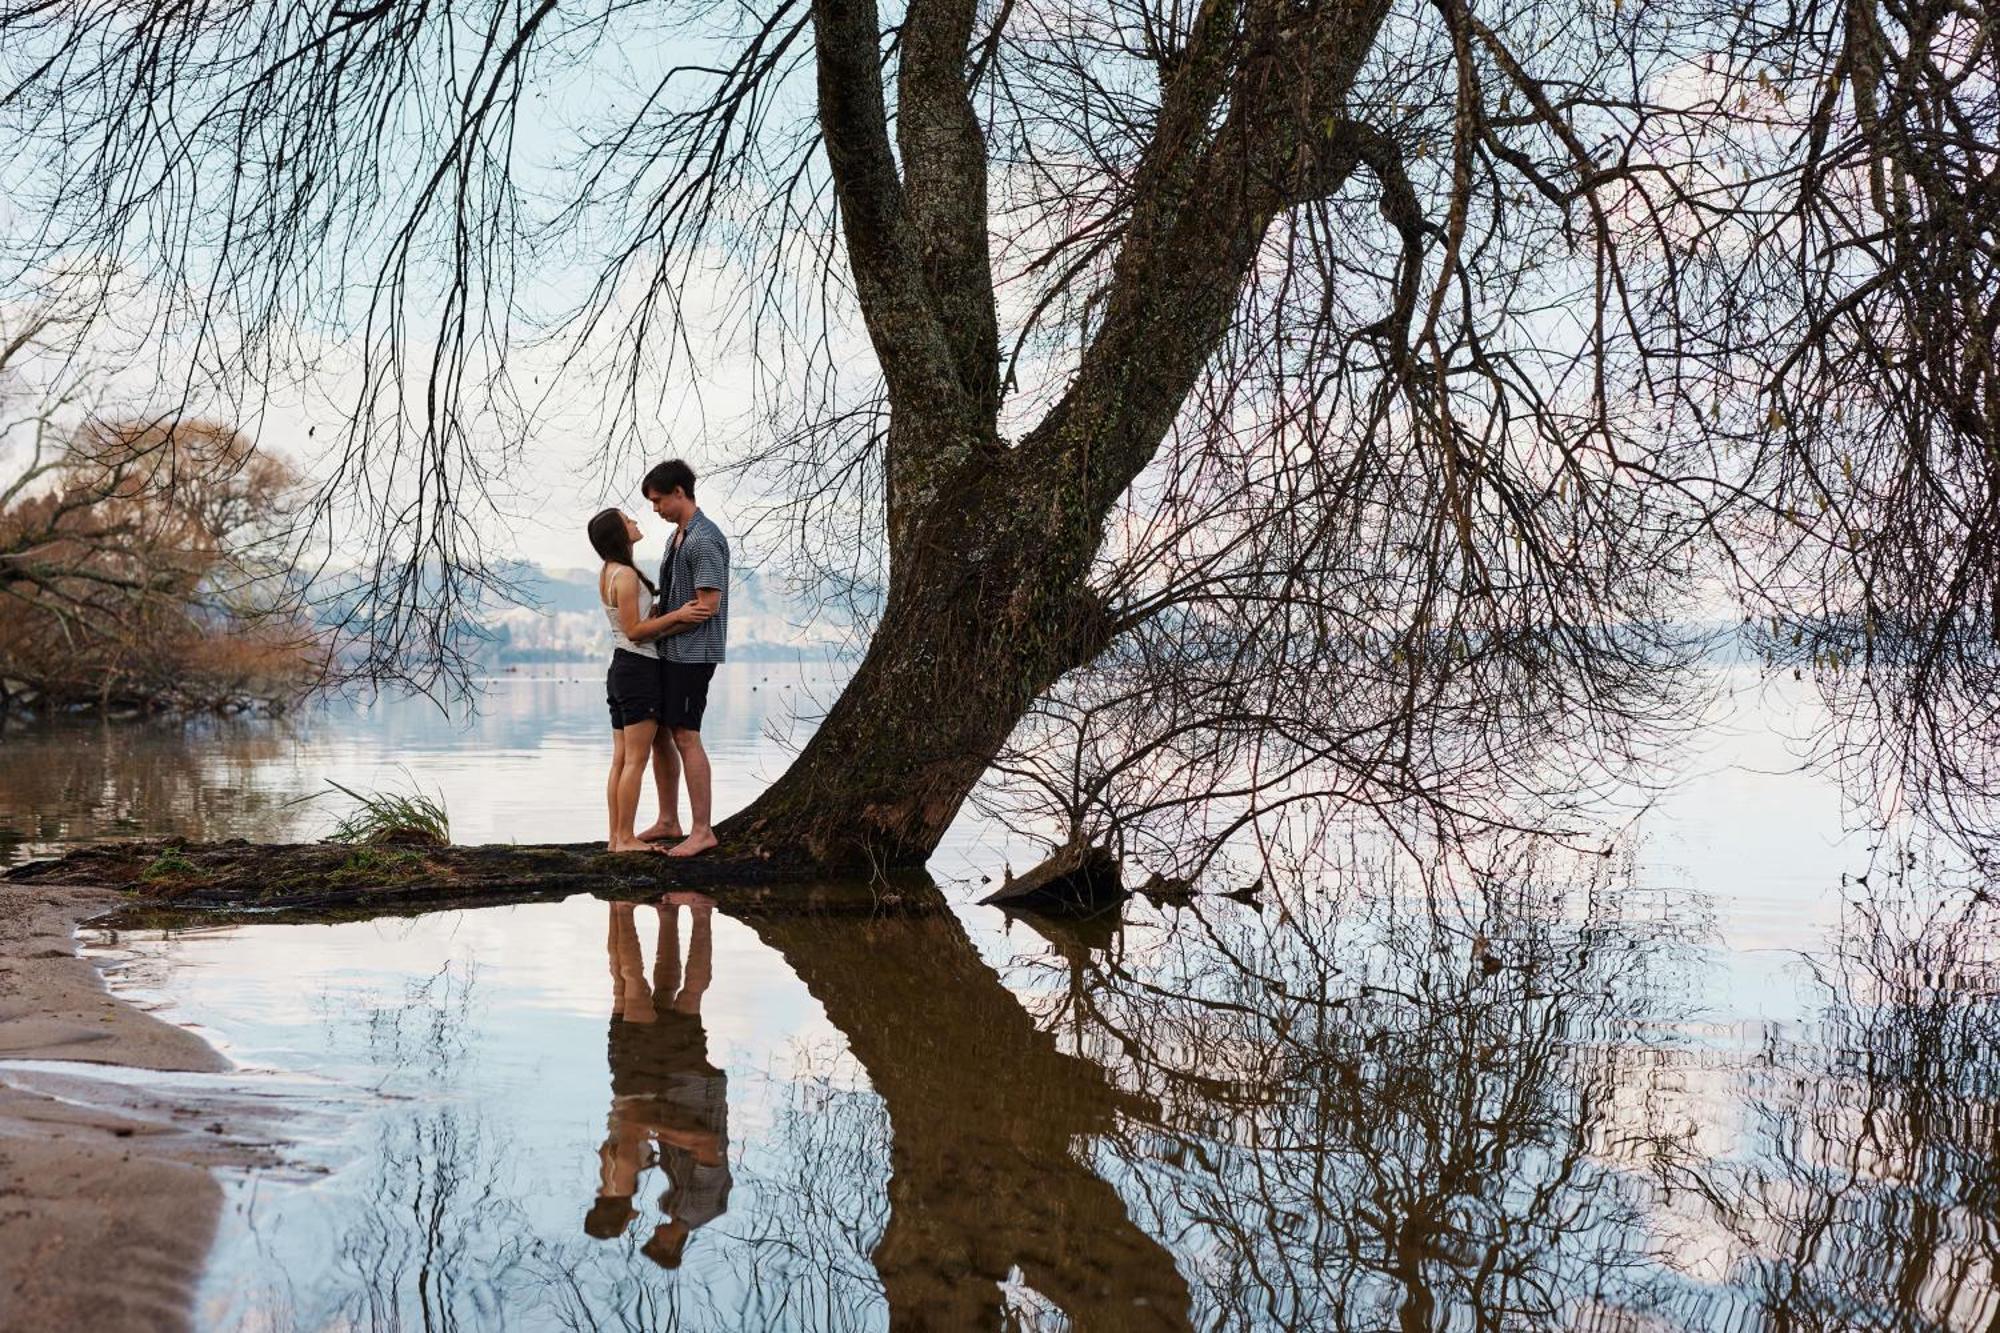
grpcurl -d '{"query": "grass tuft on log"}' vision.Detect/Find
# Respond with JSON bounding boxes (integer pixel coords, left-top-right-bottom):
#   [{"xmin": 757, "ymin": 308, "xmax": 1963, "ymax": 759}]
[{"xmin": 322, "ymin": 780, "xmax": 451, "ymax": 848}]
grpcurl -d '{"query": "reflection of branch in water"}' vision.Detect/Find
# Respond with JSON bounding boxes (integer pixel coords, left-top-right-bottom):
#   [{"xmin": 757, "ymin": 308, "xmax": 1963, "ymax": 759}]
[
  {"xmin": 999, "ymin": 852, "xmax": 1717, "ymax": 1331},
  {"xmin": 1678, "ymin": 883, "xmax": 2000, "ymax": 1332},
  {"xmin": 721, "ymin": 1041, "xmax": 890, "ymax": 1333},
  {"xmin": 747, "ymin": 895, "xmax": 1196, "ymax": 1331},
  {"xmin": 220, "ymin": 961, "xmax": 531, "ymax": 1330},
  {"xmin": 336, "ymin": 1104, "xmax": 531, "ymax": 1330},
  {"xmin": 307, "ymin": 956, "xmax": 481, "ymax": 1090},
  {"xmin": 1768, "ymin": 571, "xmax": 2000, "ymax": 870}
]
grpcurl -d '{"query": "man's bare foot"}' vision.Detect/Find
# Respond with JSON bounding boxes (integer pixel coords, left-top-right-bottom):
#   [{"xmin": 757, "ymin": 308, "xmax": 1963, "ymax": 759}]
[
  {"xmin": 636, "ymin": 821, "xmax": 684, "ymax": 843},
  {"xmin": 666, "ymin": 829, "xmax": 718, "ymax": 858}
]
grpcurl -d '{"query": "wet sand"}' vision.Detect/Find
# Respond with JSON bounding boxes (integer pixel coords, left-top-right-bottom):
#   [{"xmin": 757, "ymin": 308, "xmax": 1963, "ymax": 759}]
[{"xmin": 0, "ymin": 884, "xmax": 265, "ymax": 1332}]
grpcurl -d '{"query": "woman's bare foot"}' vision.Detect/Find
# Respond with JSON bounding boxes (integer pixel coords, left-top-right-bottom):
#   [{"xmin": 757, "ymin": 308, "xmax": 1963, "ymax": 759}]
[
  {"xmin": 609, "ymin": 837, "xmax": 667, "ymax": 854},
  {"xmin": 636, "ymin": 820, "xmax": 684, "ymax": 843},
  {"xmin": 666, "ymin": 829, "xmax": 718, "ymax": 858}
]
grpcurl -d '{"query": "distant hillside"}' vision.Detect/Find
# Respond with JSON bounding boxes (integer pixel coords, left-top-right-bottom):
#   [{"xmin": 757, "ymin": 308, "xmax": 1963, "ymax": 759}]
[{"xmin": 481, "ymin": 563, "xmax": 861, "ymax": 664}]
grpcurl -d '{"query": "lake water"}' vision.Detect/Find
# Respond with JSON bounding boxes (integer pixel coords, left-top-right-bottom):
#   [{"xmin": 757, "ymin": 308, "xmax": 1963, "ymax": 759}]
[{"xmin": 4, "ymin": 666, "xmax": 1995, "ymax": 1331}]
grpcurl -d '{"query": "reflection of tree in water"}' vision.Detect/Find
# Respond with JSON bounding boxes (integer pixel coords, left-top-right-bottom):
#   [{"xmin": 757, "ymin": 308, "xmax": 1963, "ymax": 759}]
[
  {"xmin": 716, "ymin": 856, "xmax": 1723, "ymax": 1331},
  {"xmin": 1674, "ymin": 881, "xmax": 2000, "ymax": 1332},
  {"xmin": 746, "ymin": 904, "xmax": 1197, "ymax": 1331},
  {"xmin": 545, "ymin": 858, "xmax": 1812, "ymax": 1332},
  {"xmin": 0, "ymin": 713, "xmax": 308, "ymax": 862},
  {"xmin": 195, "ymin": 853, "xmax": 2000, "ymax": 1331}
]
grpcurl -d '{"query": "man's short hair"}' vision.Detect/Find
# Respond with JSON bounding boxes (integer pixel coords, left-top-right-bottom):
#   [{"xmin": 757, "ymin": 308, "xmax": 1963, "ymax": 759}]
[{"xmin": 642, "ymin": 459, "xmax": 697, "ymax": 501}]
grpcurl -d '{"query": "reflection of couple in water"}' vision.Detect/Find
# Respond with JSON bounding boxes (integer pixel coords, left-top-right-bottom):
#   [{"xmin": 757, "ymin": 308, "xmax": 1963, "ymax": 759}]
[{"xmin": 585, "ymin": 895, "xmax": 732, "ymax": 1269}]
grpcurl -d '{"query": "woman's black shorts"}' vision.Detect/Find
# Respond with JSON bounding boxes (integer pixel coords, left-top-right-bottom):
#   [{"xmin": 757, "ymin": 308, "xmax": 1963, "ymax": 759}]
[{"xmin": 606, "ymin": 649, "xmax": 662, "ymax": 729}]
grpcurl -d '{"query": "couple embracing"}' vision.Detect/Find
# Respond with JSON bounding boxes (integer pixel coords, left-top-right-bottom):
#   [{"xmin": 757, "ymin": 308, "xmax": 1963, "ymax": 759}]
[{"xmin": 588, "ymin": 460, "xmax": 729, "ymax": 858}]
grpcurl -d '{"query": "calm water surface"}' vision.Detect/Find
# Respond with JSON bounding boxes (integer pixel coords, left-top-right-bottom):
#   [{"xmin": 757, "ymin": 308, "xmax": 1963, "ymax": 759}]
[{"xmin": 4, "ymin": 667, "xmax": 1995, "ymax": 1330}]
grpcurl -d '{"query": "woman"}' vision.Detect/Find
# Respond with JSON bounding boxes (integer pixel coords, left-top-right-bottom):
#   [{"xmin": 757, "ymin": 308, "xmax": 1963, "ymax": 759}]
[{"xmin": 588, "ymin": 508, "xmax": 712, "ymax": 853}]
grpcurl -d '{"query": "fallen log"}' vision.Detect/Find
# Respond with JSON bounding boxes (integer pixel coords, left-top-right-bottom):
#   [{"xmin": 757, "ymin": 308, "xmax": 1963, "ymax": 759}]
[{"xmin": 3, "ymin": 838, "xmax": 935, "ymax": 926}]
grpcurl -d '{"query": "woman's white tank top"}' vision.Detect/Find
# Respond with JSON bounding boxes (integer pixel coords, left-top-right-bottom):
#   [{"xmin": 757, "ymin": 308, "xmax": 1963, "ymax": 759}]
[{"xmin": 602, "ymin": 567, "xmax": 658, "ymax": 658}]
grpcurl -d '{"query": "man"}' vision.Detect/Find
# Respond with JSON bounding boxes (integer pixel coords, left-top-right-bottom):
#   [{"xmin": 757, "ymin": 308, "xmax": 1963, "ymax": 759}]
[{"xmin": 637, "ymin": 459, "xmax": 728, "ymax": 858}]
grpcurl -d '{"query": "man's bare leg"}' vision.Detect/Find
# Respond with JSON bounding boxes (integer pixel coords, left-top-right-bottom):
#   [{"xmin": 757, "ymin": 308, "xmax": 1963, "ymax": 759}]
[
  {"xmin": 667, "ymin": 728, "xmax": 717, "ymax": 857},
  {"xmin": 638, "ymin": 727, "xmax": 683, "ymax": 842},
  {"xmin": 675, "ymin": 898, "xmax": 713, "ymax": 1006}
]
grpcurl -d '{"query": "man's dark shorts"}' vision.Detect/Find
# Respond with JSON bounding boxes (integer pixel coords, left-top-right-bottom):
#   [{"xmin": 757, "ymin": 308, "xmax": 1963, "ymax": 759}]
[
  {"xmin": 659, "ymin": 660, "xmax": 717, "ymax": 731},
  {"xmin": 606, "ymin": 649, "xmax": 662, "ymax": 729}
]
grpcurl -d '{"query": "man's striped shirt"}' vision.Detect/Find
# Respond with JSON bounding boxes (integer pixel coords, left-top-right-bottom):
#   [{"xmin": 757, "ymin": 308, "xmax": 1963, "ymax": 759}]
[{"xmin": 655, "ymin": 509, "xmax": 730, "ymax": 663}]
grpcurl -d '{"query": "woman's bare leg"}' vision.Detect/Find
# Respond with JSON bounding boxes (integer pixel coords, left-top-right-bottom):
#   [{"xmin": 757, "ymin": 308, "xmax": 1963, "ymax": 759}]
[
  {"xmin": 612, "ymin": 720, "xmax": 661, "ymax": 851},
  {"xmin": 606, "ymin": 727, "xmax": 627, "ymax": 851}
]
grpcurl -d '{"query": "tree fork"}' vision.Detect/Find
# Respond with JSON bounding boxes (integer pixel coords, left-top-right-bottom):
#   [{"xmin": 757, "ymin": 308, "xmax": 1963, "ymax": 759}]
[{"xmin": 723, "ymin": 459, "xmax": 1113, "ymax": 867}]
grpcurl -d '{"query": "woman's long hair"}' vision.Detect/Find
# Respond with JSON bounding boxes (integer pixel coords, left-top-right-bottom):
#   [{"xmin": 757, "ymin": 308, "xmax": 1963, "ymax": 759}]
[{"xmin": 588, "ymin": 508, "xmax": 657, "ymax": 597}]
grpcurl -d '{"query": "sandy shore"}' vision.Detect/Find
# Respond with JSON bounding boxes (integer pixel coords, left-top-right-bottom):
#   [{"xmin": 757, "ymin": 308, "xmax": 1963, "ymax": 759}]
[{"xmin": 0, "ymin": 883, "xmax": 272, "ymax": 1332}]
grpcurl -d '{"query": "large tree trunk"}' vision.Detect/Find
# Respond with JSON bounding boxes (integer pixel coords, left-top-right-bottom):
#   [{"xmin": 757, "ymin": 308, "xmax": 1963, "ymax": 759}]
[
  {"xmin": 724, "ymin": 446, "xmax": 1109, "ymax": 868},
  {"xmin": 720, "ymin": 0, "xmax": 1393, "ymax": 870}
]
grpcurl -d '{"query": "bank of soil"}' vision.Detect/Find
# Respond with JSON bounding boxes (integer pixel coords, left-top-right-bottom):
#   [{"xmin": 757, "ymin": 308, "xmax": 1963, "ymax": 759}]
[{"xmin": 0, "ymin": 883, "xmax": 276, "ymax": 1333}]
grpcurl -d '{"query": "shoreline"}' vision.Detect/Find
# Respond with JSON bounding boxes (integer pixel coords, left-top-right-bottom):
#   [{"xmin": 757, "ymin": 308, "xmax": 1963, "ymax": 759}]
[{"xmin": 0, "ymin": 884, "xmax": 272, "ymax": 1332}]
